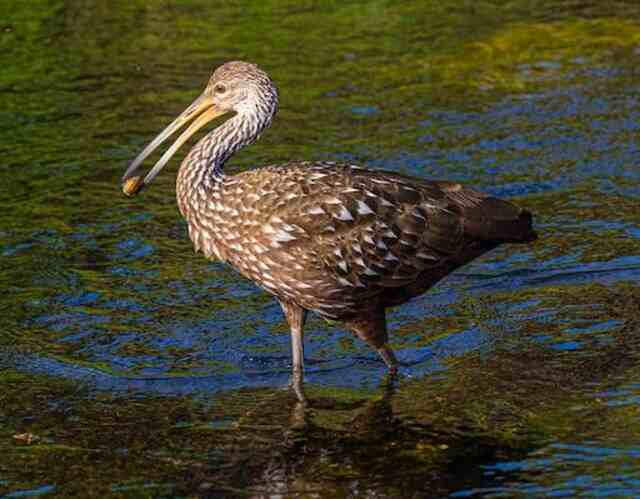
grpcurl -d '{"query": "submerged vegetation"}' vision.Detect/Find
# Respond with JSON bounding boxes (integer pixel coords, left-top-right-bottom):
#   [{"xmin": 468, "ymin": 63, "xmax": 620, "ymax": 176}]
[{"xmin": 1, "ymin": 0, "xmax": 640, "ymax": 496}]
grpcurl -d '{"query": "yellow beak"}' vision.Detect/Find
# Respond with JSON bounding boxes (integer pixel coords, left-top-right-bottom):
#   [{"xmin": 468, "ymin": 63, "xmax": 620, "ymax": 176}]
[{"xmin": 121, "ymin": 93, "xmax": 228, "ymax": 196}]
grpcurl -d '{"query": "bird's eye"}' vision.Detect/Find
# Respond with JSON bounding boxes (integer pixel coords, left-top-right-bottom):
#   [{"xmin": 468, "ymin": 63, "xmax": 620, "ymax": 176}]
[{"xmin": 214, "ymin": 84, "xmax": 226, "ymax": 94}]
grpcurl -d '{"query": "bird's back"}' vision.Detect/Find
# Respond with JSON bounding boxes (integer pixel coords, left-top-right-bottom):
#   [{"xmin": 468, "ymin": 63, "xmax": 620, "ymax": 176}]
[{"xmin": 188, "ymin": 161, "xmax": 536, "ymax": 319}]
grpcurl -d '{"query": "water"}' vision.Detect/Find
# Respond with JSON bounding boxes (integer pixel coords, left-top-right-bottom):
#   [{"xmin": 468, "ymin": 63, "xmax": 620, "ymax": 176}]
[{"xmin": 1, "ymin": 1, "xmax": 640, "ymax": 496}]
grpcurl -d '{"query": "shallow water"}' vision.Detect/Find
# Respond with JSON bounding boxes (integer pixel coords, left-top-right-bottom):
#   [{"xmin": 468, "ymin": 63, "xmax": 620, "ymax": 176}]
[{"xmin": 1, "ymin": 1, "xmax": 640, "ymax": 497}]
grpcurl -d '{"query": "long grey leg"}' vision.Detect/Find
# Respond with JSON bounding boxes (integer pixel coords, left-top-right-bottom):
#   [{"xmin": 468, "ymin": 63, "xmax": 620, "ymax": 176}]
[
  {"xmin": 377, "ymin": 344, "xmax": 399, "ymax": 374},
  {"xmin": 278, "ymin": 300, "xmax": 308, "ymax": 401},
  {"xmin": 346, "ymin": 309, "xmax": 400, "ymax": 373}
]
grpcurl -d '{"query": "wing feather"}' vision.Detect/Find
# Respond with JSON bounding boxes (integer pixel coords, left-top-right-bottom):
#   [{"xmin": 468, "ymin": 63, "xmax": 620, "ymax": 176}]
[{"xmin": 221, "ymin": 162, "xmax": 535, "ymax": 315}]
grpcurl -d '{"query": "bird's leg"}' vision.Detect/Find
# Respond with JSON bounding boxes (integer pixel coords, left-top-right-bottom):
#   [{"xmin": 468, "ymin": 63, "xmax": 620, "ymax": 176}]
[
  {"xmin": 346, "ymin": 310, "xmax": 400, "ymax": 373},
  {"xmin": 377, "ymin": 344, "xmax": 399, "ymax": 375},
  {"xmin": 290, "ymin": 368, "xmax": 306, "ymax": 403},
  {"xmin": 278, "ymin": 299, "xmax": 308, "ymax": 402},
  {"xmin": 280, "ymin": 301, "xmax": 307, "ymax": 374}
]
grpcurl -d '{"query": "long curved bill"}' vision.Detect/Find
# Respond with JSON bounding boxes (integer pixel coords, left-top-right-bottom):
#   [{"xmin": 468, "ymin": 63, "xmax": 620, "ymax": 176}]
[{"xmin": 121, "ymin": 93, "xmax": 228, "ymax": 197}]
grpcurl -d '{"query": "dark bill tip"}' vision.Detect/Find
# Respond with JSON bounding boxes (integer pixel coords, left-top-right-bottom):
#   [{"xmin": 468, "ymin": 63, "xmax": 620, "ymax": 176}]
[{"xmin": 122, "ymin": 175, "xmax": 145, "ymax": 197}]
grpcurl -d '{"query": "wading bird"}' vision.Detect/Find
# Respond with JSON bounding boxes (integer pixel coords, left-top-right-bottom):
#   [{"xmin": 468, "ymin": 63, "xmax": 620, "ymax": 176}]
[{"xmin": 122, "ymin": 61, "xmax": 536, "ymax": 393}]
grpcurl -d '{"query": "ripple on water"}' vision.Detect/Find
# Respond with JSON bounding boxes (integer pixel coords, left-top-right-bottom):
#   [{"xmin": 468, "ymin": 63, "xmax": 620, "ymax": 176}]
[{"xmin": 2, "ymin": 5, "xmax": 640, "ymax": 496}]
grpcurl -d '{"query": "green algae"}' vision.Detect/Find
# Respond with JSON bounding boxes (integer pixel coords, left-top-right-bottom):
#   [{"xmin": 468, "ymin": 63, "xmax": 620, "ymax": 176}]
[{"xmin": 1, "ymin": 0, "xmax": 640, "ymax": 496}]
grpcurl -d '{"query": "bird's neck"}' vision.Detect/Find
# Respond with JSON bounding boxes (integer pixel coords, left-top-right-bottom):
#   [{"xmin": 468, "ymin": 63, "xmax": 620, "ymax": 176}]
[{"xmin": 176, "ymin": 109, "xmax": 270, "ymax": 220}]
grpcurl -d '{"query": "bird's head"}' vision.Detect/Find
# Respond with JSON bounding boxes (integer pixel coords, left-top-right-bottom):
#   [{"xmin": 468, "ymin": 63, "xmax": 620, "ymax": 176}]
[
  {"xmin": 122, "ymin": 61, "xmax": 278, "ymax": 196},
  {"xmin": 207, "ymin": 61, "xmax": 278, "ymax": 117}
]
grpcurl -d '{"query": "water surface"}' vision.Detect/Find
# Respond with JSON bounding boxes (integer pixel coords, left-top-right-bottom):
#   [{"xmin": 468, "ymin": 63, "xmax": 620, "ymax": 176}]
[{"xmin": 1, "ymin": 1, "xmax": 640, "ymax": 497}]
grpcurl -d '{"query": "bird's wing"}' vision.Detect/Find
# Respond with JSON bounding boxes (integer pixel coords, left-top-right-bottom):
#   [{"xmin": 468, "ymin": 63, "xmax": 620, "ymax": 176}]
[
  {"xmin": 229, "ymin": 162, "xmax": 533, "ymax": 308},
  {"xmin": 250, "ymin": 164, "xmax": 460, "ymax": 290},
  {"xmin": 305, "ymin": 167, "xmax": 467, "ymax": 290}
]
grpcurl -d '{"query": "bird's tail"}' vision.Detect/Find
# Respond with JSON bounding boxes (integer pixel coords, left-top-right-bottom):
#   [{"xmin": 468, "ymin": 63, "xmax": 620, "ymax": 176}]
[
  {"xmin": 463, "ymin": 197, "xmax": 538, "ymax": 244},
  {"xmin": 496, "ymin": 209, "xmax": 538, "ymax": 243}
]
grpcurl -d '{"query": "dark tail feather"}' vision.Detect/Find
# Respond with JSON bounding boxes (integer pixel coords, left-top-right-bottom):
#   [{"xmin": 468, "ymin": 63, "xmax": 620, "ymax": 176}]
[
  {"xmin": 464, "ymin": 197, "xmax": 538, "ymax": 244},
  {"xmin": 501, "ymin": 209, "xmax": 538, "ymax": 243}
]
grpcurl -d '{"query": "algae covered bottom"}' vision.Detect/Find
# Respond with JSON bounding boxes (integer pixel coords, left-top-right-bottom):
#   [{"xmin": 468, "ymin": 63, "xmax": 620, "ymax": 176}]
[{"xmin": 1, "ymin": 0, "xmax": 640, "ymax": 497}]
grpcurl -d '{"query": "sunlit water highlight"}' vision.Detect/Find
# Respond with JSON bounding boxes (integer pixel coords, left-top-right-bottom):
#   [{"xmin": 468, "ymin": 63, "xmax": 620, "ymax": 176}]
[{"xmin": 1, "ymin": 1, "xmax": 639, "ymax": 497}]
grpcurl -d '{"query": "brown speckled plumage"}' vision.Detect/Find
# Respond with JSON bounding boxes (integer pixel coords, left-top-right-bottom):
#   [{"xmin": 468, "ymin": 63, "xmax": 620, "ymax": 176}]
[{"xmin": 123, "ymin": 61, "xmax": 537, "ymax": 385}]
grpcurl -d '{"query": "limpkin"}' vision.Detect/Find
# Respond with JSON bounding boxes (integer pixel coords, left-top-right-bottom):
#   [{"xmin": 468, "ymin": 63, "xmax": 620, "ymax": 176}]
[{"xmin": 122, "ymin": 61, "xmax": 537, "ymax": 387}]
